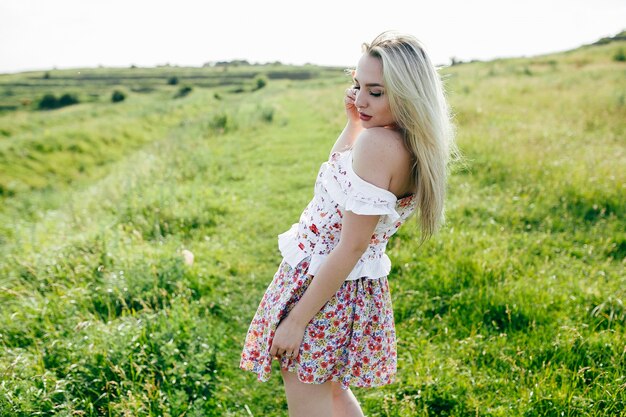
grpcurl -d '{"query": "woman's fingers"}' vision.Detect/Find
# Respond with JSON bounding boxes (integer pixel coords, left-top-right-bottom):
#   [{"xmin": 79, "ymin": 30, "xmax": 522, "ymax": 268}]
[
  {"xmin": 269, "ymin": 341, "xmax": 285, "ymax": 357},
  {"xmin": 269, "ymin": 342, "xmax": 297, "ymax": 360}
]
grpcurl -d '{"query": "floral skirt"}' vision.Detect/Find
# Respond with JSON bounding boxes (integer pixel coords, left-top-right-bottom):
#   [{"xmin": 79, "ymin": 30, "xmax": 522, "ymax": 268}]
[{"xmin": 239, "ymin": 257, "xmax": 397, "ymax": 390}]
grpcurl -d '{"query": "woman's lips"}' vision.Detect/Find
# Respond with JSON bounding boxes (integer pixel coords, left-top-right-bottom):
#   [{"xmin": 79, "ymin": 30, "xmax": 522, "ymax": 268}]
[{"xmin": 359, "ymin": 113, "xmax": 372, "ymax": 121}]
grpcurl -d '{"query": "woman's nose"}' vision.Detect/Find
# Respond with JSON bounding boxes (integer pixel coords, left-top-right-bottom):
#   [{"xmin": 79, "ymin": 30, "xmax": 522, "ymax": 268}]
[{"xmin": 354, "ymin": 91, "xmax": 366, "ymax": 109}]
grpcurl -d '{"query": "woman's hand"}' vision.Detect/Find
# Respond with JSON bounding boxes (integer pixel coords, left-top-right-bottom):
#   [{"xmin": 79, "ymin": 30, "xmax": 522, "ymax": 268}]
[
  {"xmin": 330, "ymin": 87, "xmax": 365, "ymax": 154},
  {"xmin": 344, "ymin": 87, "xmax": 361, "ymax": 125},
  {"xmin": 269, "ymin": 315, "xmax": 306, "ymax": 360}
]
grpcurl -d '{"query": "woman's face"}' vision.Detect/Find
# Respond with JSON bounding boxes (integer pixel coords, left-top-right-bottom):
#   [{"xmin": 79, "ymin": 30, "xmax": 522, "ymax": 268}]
[{"xmin": 353, "ymin": 53, "xmax": 396, "ymax": 129}]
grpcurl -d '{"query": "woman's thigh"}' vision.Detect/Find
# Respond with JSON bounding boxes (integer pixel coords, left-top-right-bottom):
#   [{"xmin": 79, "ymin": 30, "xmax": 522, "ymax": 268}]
[{"xmin": 281, "ymin": 368, "xmax": 333, "ymax": 417}]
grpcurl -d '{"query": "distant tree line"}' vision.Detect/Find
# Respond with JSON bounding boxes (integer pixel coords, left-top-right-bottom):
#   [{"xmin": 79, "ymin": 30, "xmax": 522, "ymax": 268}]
[{"xmin": 202, "ymin": 60, "xmax": 284, "ymax": 68}]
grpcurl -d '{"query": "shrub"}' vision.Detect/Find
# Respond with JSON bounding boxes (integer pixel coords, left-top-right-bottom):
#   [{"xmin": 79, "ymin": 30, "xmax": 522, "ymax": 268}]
[
  {"xmin": 613, "ymin": 48, "xmax": 626, "ymax": 62},
  {"xmin": 175, "ymin": 85, "xmax": 192, "ymax": 98},
  {"xmin": 260, "ymin": 106, "xmax": 274, "ymax": 123},
  {"xmin": 209, "ymin": 113, "xmax": 231, "ymax": 132},
  {"xmin": 168, "ymin": 76, "xmax": 179, "ymax": 85},
  {"xmin": 38, "ymin": 93, "xmax": 59, "ymax": 110},
  {"xmin": 111, "ymin": 90, "xmax": 126, "ymax": 103},
  {"xmin": 58, "ymin": 93, "xmax": 79, "ymax": 107},
  {"xmin": 254, "ymin": 75, "xmax": 268, "ymax": 90},
  {"xmin": 37, "ymin": 93, "xmax": 80, "ymax": 110}
]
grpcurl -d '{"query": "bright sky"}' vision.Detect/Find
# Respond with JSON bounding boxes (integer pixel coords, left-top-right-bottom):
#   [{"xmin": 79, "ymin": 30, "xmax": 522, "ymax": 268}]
[{"xmin": 1, "ymin": 0, "xmax": 624, "ymax": 74}]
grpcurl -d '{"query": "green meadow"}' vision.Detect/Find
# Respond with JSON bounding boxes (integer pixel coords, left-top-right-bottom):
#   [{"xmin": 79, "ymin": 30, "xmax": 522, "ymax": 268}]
[{"xmin": 0, "ymin": 34, "xmax": 624, "ymax": 416}]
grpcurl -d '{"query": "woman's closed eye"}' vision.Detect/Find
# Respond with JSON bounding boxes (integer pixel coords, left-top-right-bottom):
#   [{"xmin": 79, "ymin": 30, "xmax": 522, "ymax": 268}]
[{"xmin": 351, "ymin": 85, "xmax": 383, "ymax": 97}]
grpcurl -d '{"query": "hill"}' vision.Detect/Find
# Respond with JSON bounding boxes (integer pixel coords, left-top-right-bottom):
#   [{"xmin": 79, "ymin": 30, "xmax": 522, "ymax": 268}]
[{"xmin": 0, "ymin": 36, "xmax": 624, "ymax": 416}]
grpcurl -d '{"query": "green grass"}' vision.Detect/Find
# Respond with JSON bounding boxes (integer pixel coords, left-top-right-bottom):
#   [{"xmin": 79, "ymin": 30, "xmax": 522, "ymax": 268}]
[{"xmin": 0, "ymin": 39, "xmax": 624, "ymax": 416}]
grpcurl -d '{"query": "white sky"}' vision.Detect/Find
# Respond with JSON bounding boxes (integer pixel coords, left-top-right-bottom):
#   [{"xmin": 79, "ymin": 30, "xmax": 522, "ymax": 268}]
[{"xmin": 1, "ymin": 0, "xmax": 624, "ymax": 74}]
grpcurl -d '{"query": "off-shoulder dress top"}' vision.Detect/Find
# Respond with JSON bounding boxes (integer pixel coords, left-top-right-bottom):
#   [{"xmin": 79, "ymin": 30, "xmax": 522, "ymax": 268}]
[{"xmin": 278, "ymin": 148, "xmax": 417, "ymax": 281}]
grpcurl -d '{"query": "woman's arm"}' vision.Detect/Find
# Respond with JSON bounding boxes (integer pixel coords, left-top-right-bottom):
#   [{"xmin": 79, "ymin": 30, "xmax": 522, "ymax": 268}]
[
  {"xmin": 286, "ymin": 211, "xmax": 381, "ymax": 327},
  {"xmin": 268, "ymin": 211, "xmax": 380, "ymax": 359}
]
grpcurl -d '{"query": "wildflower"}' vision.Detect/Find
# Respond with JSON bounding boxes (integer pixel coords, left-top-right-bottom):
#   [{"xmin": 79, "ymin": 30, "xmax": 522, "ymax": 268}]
[{"xmin": 182, "ymin": 249, "xmax": 194, "ymax": 265}]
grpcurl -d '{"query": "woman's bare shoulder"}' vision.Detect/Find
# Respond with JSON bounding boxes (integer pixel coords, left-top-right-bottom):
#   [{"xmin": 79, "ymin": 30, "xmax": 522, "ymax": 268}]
[{"xmin": 352, "ymin": 128, "xmax": 409, "ymax": 191}]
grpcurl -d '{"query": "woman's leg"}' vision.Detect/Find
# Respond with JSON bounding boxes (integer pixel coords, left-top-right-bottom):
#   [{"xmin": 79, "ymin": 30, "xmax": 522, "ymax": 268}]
[
  {"xmin": 331, "ymin": 381, "xmax": 365, "ymax": 417},
  {"xmin": 280, "ymin": 368, "xmax": 365, "ymax": 417},
  {"xmin": 281, "ymin": 369, "xmax": 333, "ymax": 417}
]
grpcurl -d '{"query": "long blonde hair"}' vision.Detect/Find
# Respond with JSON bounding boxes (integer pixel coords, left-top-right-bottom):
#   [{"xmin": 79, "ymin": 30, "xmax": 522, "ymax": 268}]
[{"xmin": 363, "ymin": 30, "xmax": 456, "ymax": 241}]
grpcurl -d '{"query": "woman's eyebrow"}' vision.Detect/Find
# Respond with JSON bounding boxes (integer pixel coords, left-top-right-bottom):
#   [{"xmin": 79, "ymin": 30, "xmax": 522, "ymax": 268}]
[{"xmin": 353, "ymin": 77, "xmax": 384, "ymax": 87}]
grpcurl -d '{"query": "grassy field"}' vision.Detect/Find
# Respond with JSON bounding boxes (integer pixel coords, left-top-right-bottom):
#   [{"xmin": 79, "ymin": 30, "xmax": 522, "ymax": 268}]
[{"xmin": 0, "ymin": 35, "xmax": 624, "ymax": 416}]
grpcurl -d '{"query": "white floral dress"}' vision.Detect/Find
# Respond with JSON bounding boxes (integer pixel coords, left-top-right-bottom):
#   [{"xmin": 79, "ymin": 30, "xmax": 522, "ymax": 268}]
[{"xmin": 240, "ymin": 148, "xmax": 417, "ymax": 390}]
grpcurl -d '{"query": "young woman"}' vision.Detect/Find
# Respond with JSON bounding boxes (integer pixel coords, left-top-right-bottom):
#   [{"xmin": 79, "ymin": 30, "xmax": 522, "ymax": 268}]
[{"xmin": 240, "ymin": 30, "xmax": 456, "ymax": 416}]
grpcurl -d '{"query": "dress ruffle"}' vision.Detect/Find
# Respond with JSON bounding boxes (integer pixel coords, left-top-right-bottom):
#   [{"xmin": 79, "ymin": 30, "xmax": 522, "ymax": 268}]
[{"xmin": 321, "ymin": 153, "xmax": 400, "ymax": 221}]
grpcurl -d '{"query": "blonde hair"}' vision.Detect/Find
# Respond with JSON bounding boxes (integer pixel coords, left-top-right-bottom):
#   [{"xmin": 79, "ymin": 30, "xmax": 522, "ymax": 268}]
[{"xmin": 363, "ymin": 30, "xmax": 456, "ymax": 241}]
